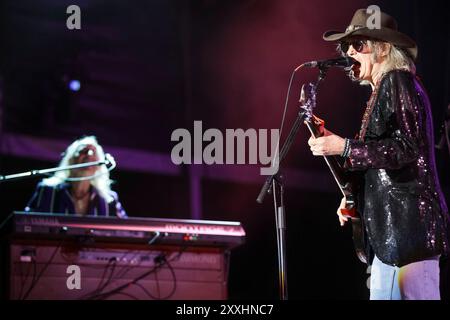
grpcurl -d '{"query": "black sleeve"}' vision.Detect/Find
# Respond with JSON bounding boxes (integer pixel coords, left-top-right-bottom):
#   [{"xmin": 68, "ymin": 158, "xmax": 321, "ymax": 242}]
[{"xmin": 347, "ymin": 71, "xmax": 422, "ymax": 170}]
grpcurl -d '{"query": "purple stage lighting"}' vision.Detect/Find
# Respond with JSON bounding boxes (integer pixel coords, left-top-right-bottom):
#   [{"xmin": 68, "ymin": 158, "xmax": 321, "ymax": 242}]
[{"xmin": 69, "ymin": 80, "xmax": 81, "ymax": 92}]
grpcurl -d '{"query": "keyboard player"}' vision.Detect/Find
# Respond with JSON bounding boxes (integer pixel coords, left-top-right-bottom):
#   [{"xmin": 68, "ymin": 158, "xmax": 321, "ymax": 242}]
[{"xmin": 24, "ymin": 136, "xmax": 127, "ymax": 218}]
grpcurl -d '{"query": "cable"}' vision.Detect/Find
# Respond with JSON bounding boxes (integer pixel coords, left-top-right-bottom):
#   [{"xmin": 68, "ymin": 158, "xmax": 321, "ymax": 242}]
[
  {"xmin": 277, "ymin": 65, "xmax": 305, "ymax": 155},
  {"xmin": 82, "ymin": 247, "xmax": 187, "ymax": 300},
  {"xmin": 93, "ymin": 258, "xmax": 117, "ymax": 295},
  {"xmin": 154, "ymin": 259, "xmax": 161, "ymax": 299},
  {"xmin": 96, "ymin": 258, "xmax": 117, "ymax": 292},
  {"xmin": 86, "ymin": 263, "xmax": 163, "ymax": 300},
  {"xmin": 131, "ymin": 255, "xmax": 177, "ymax": 300},
  {"xmin": 132, "ymin": 282, "xmax": 159, "ymax": 300},
  {"xmin": 19, "ymin": 257, "xmax": 37, "ymax": 300},
  {"xmin": 18, "ymin": 258, "xmax": 33, "ymax": 300},
  {"xmin": 77, "ymin": 257, "xmax": 117, "ymax": 300},
  {"xmin": 159, "ymin": 257, "xmax": 176, "ymax": 300},
  {"xmin": 136, "ymin": 248, "xmax": 185, "ymax": 300},
  {"xmin": 0, "ymin": 212, "xmax": 13, "ymax": 232},
  {"xmin": 86, "ymin": 249, "xmax": 180, "ymax": 300},
  {"xmin": 21, "ymin": 241, "xmax": 62, "ymax": 300},
  {"xmin": 77, "ymin": 249, "xmax": 141, "ymax": 300}
]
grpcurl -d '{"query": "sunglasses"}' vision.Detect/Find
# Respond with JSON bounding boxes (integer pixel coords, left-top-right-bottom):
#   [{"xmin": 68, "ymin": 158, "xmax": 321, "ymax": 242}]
[{"xmin": 339, "ymin": 40, "xmax": 367, "ymax": 54}]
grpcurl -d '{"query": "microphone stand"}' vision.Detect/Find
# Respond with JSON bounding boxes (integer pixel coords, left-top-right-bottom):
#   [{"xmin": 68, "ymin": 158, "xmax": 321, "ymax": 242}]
[
  {"xmin": 0, "ymin": 158, "xmax": 112, "ymax": 183},
  {"xmin": 256, "ymin": 66, "xmax": 328, "ymax": 300}
]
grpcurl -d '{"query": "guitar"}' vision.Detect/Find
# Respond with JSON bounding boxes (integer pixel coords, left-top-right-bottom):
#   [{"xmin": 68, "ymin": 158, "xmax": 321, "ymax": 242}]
[{"xmin": 299, "ymin": 83, "xmax": 367, "ymax": 263}]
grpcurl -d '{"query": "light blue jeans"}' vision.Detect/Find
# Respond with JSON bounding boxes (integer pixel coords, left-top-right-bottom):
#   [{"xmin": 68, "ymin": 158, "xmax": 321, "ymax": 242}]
[{"xmin": 370, "ymin": 255, "xmax": 441, "ymax": 300}]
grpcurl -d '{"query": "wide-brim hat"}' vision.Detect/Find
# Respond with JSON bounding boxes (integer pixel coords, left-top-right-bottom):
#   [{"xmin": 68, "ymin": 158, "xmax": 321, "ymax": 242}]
[{"xmin": 323, "ymin": 8, "xmax": 418, "ymax": 60}]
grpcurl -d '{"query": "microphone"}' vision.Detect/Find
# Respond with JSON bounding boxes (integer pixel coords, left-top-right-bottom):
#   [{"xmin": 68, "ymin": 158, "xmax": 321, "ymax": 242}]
[
  {"xmin": 302, "ymin": 56, "xmax": 356, "ymax": 69},
  {"xmin": 104, "ymin": 153, "xmax": 116, "ymax": 166}
]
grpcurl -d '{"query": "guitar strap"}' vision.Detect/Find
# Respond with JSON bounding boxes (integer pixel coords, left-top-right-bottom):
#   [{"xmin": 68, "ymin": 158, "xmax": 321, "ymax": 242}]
[{"xmin": 358, "ymin": 80, "xmax": 382, "ymax": 141}]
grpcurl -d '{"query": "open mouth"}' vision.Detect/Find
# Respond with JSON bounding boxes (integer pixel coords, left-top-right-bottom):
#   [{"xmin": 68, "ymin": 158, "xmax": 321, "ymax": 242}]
[{"xmin": 346, "ymin": 60, "xmax": 361, "ymax": 79}]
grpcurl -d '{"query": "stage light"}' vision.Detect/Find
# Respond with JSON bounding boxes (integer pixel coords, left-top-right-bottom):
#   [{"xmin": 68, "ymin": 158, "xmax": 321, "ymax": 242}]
[{"xmin": 69, "ymin": 80, "xmax": 81, "ymax": 92}]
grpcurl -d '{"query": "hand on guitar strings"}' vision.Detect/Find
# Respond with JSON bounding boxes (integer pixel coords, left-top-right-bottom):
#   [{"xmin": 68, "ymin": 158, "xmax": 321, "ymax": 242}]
[{"xmin": 337, "ymin": 197, "xmax": 349, "ymax": 226}]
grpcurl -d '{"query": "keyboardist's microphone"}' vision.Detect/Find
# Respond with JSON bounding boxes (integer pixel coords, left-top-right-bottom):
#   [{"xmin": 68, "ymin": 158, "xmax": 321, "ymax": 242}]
[{"xmin": 104, "ymin": 153, "xmax": 116, "ymax": 167}]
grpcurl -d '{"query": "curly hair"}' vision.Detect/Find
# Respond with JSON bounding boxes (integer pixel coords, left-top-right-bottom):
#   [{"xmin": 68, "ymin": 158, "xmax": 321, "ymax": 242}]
[{"xmin": 367, "ymin": 40, "xmax": 416, "ymax": 75}]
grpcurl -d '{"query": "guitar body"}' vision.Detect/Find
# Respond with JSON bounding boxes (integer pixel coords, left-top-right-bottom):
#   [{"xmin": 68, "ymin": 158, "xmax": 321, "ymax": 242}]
[{"xmin": 299, "ymin": 83, "xmax": 367, "ymax": 263}]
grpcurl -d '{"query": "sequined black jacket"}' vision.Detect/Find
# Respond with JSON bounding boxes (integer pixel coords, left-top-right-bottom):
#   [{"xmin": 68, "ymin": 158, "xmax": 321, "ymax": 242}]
[{"xmin": 347, "ymin": 69, "xmax": 449, "ymax": 267}]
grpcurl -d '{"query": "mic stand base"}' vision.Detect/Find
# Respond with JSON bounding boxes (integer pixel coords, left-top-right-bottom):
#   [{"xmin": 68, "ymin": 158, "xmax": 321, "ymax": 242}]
[{"xmin": 272, "ymin": 173, "xmax": 288, "ymax": 300}]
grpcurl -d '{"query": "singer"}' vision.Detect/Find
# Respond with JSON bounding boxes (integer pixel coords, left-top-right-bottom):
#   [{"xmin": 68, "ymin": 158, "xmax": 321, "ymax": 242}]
[
  {"xmin": 25, "ymin": 135, "xmax": 127, "ymax": 218},
  {"xmin": 307, "ymin": 8, "xmax": 449, "ymax": 299}
]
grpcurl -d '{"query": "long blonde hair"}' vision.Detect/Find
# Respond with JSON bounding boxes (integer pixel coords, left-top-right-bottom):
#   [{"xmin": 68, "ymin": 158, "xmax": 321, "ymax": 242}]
[
  {"xmin": 367, "ymin": 40, "xmax": 416, "ymax": 75},
  {"xmin": 42, "ymin": 136, "xmax": 115, "ymax": 203}
]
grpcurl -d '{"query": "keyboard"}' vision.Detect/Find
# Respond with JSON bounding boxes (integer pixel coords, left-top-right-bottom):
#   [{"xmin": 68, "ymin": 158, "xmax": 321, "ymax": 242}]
[{"xmin": 6, "ymin": 211, "xmax": 246, "ymax": 249}]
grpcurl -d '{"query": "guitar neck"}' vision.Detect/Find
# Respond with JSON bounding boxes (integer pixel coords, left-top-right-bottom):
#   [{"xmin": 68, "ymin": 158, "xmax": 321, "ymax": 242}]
[{"xmin": 305, "ymin": 119, "xmax": 348, "ymax": 189}]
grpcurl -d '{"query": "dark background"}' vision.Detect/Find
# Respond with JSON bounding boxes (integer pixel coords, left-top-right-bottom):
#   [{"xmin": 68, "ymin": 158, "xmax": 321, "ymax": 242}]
[{"xmin": 0, "ymin": 0, "xmax": 449, "ymax": 299}]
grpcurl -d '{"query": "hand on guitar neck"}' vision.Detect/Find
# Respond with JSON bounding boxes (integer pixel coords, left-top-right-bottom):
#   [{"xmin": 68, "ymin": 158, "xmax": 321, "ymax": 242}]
[
  {"xmin": 306, "ymin": 115, "xmax": 356, "ymax": 226},
  {"xmin": 307, "ymin": 115, "xmax": 346, "ymax": 156}
]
